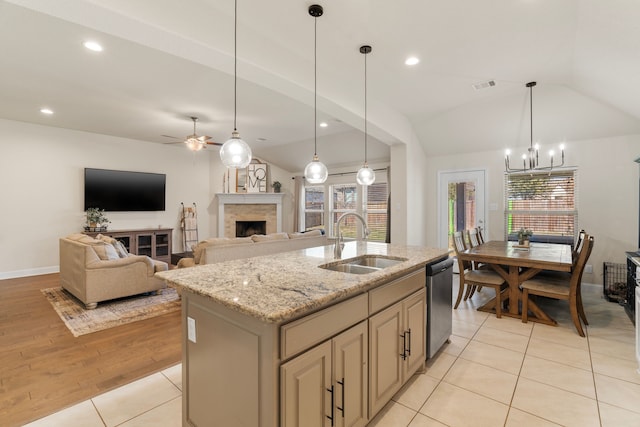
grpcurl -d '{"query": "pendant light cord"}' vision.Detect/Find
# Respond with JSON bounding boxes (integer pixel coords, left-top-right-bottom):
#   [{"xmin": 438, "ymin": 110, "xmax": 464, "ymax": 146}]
[
  {"xmin": 529, "ymin": 84, "xmax": 533, "ymax": 149},
  {"xmin": 364, "ymin": 50, "xmax": 368, "ymax": 163},
  {"xmin": 314, "ymin": 14, "xmax": 318, "ymax": 156},
  {"xmin": 234, "ymin": 0, "xmax": 238, "ymax": 132}
]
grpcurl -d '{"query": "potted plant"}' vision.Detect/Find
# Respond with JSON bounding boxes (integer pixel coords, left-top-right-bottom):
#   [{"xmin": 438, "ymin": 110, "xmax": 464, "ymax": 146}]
[
  {"xmin": 517, "ymin": 228, "xmax": 533, "ymax": 245},
  {"xmin": 85, "ymin": 207, "xmax": 111, "ymax": 231},
  {"xmin": 271, "ymin": 180, "xmax": 282, "ymax": 193}
]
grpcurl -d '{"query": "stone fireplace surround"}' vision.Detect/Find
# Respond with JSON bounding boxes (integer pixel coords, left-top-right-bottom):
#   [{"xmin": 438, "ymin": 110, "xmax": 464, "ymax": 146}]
[{"xmin": 216, "ymin": 193, "xmax": 285, "ymax": 238}]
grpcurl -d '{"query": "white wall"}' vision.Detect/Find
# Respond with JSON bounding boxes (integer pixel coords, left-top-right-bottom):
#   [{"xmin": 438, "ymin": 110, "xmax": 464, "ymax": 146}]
[
  {"xmin": 0, "ymin": 119, "xmax": 212, "ymax": 278},
  {"xmin": 423, "ymin": 134, "xmax": 640, "ymax": 283}
]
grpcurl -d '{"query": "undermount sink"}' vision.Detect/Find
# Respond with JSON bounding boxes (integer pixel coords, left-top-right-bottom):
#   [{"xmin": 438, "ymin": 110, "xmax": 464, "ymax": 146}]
[{"xmin": 319, "ymin": 255, "xmax": 408, "ymax": 274}]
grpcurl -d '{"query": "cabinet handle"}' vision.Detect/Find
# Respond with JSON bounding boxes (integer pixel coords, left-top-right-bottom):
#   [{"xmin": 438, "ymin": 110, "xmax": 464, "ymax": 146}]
[
  {"xmin": 336, "ymin": 378, "xmax": 345, "ymax": 417},
  {"xmin": 406, "ymin": 328, "xmax": 412, "ymax": 356},
  {"xmin": 400, "ymin": 332, "xmax": 407, "ymax": 360},
  {"xmin": 326, "ymin": 385, "xmax": 335, "ymax": 426}
]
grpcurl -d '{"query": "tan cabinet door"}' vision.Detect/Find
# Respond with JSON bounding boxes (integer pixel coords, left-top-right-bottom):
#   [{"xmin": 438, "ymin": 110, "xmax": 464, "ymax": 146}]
[
  {"xmin": 281, "ymin": 340, "xmax": 332, "ymax": 427},
  {"xmin": 332, "ymin": 321, "xmax": 368, "ymax": 427},
  {"xmin": 403, "ymin": 288, "xmax": 427, "ymax": 378},
  {"xmin": 368, "ymin": 301, "xmax": 403, "ymax": 417}
]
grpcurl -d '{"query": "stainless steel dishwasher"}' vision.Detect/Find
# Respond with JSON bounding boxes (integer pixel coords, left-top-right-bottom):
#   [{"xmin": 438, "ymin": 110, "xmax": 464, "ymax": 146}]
[{"xmin": 426, "ymin": 256, "xmax": 454, "ymax": 359}]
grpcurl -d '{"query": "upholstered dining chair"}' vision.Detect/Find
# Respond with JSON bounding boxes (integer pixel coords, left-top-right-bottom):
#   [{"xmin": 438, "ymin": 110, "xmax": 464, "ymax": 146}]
[
  {"xmin": 453, "ymin": 231, "xmax": 508, "ymax": 316},
  {"xmin": 520, "ymin": 235, "xmax": 594, "ymax": 336}
]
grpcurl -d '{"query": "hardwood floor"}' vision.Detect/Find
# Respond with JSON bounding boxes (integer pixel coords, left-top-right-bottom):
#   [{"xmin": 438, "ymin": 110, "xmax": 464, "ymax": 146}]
[{"xmin": 0, "ymin": 273, "xmax": 181, "ymax": 427}]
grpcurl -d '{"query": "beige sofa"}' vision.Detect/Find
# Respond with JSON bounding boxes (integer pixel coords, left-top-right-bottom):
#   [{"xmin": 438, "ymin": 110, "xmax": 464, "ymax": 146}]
[
  {"xmin": 59, "ymin": 233, "xmax": 169, "ymax": 309},
  {"xmin": 177, "ymin": 230, "xmax": 328, "ymax": 268}
]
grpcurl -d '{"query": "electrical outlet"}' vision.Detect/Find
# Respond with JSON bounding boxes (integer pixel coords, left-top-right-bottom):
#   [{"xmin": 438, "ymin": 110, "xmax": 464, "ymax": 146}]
[
  {"xmin": 584, "ymin": 264, "xmax": 593, "ymax": 274},
  {"xmin": 187, "ymin": 316, "xmax": 196, "ymax": 343}
]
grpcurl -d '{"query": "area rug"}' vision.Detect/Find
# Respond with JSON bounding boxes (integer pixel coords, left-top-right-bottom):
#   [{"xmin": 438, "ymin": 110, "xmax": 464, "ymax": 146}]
[{"xmin": 41, "ymin": 287, "xmax": 181, "ymax": 337}]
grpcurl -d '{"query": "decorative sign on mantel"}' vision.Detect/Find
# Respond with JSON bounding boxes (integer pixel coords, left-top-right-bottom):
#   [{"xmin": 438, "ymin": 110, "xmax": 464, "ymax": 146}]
[
  {"xmin": 235, "ymin": 158, "xmax": 269, "ymax": 193},
  {"xmin": 247, "ymin": 160, "xmax": 267, "ymax": 193}
]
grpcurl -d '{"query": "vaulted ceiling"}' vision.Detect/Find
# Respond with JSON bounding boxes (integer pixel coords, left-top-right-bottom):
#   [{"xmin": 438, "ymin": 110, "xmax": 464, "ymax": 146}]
[{"xmin": 2, "ymin": 0, "xmax": 639, "ymax": 172}]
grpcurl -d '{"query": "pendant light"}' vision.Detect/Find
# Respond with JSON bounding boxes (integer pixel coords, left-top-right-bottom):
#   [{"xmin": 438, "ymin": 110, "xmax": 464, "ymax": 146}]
[
  {"xmin": 303, "ymin": 4, "xmax": 328, "ymax": 184},
  {"xmin": 220, "ymin": 0, "xmax": 252, "ymax": 169},
  {"xmin": 356, "ymin": 45, "xmax": 375, "ymax": 186}
]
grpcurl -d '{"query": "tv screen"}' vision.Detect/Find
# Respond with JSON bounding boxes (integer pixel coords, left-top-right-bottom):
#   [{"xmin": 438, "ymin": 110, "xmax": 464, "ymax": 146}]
[{"xmin": 84, "ymin": 168, "xmax": 166, "ymax": 211}]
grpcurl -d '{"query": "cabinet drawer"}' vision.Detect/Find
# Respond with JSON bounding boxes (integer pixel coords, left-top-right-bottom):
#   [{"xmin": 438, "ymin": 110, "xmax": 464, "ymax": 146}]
[
  {"xmin": 281, "ymin": 293, "xmax": 368, "ymax": 360},
  {"xmin": 369, "ymin": 268, "xmax": 425, "ymax": 314}
]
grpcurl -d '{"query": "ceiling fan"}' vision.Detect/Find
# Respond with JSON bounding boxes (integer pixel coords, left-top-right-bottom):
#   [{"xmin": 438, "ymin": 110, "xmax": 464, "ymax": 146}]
[{"xmin": 162, "ymin": 116, "xmax": 221, "ymax": 151}]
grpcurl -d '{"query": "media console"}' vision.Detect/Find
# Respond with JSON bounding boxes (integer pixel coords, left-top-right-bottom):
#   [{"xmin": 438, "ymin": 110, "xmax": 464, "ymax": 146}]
[{"xmin": 84, "ymin": 228, "xmax": 172, "ymax": 265}]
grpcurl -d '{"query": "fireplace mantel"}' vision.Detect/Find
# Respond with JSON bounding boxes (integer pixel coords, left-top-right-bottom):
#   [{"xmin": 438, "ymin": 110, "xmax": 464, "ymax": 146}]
[{"xmin": 216, "ymin": 193, "xmax": 285, "ymax": 238}]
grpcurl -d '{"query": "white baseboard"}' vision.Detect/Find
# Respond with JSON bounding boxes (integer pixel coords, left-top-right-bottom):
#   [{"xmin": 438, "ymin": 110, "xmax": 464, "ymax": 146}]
[{"xmin": 0, "ymin": 266, "xmax": 59, "ymax": 280}]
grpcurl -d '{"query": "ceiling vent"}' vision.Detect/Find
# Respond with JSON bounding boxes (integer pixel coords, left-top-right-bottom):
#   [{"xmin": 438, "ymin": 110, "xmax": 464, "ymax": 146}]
[{"xmin": 472, "ymin": 80, "xmax": 496, "ymax": 90}]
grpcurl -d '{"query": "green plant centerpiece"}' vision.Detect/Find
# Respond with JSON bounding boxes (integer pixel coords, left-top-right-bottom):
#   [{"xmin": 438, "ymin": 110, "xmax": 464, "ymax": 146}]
[
  {"xmin": 517, "ymin": 228, "xmax": 533, "ymax": 245},
  {"xmin": 271, "ymin": 180, "xmax": 282, "ymax": 193},
  {"xmin": 85, "ymin": 207, "xmax": 111, "ymax": 231}
]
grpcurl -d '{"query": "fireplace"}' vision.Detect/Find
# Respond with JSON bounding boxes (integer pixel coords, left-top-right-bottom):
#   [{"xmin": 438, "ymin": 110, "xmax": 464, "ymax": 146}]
[
  {"xmin": 216, "ymin": 193, "xmax": 285, "ymax": 238},
  {"xmin": 236, "ymin": 221, "xmax": 266, "ymax": 237}
]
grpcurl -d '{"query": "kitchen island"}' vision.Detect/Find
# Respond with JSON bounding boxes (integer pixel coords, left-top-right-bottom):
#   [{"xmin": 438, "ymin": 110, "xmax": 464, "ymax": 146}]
[{"xmin": 157, "ymin": 241, "xmax": 449, "ymax": 427}]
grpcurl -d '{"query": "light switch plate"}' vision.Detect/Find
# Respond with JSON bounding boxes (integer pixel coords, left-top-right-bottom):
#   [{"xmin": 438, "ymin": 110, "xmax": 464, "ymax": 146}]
[{"xmin": 187, "ymin": 316, "xmax": 196, "ymax": 343}]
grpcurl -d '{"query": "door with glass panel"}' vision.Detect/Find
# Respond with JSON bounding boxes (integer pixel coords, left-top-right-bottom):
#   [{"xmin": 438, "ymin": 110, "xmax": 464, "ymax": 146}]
[{"xmin": 437, "ymin": 170, "xmax": 486, "ymax": 250}]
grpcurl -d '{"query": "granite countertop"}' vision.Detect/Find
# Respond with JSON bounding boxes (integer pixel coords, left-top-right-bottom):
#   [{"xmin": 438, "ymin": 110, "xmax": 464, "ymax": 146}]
[{"xmin": 156, "ymin": 241, "xmax": 449, "ymax": 324}]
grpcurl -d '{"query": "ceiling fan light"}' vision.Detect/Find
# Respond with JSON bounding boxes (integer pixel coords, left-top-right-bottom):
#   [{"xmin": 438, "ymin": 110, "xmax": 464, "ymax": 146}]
[
  {"xmin": 185, "ymin": 137, "xmax": 204, "ymax": 151},
  {"xmin": 304, "ymin": 155, "xmax": 328, "ymax": 184},
  {"xmin": 356, "ymin": 164, "xmax": 375, "ymax": 186},
  {"xmin": 220, "ymin": 131, "xmax": 252, "ymax": 168}
]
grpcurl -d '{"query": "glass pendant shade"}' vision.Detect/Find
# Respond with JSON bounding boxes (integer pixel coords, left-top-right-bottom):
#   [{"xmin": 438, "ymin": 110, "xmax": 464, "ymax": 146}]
[
  {"xmin": 356, "ymin": 164, "xmax": 375, "ymax": 186},
  {"xmin": 185, "ymin": 137, "xmax": 204, "ymax": 152},
  {"xmin": 220, "ymin": 130, "xmax": 252, "ymax": 169},
  {"xmin": 304, "ymin": 155, "xmax": 328, "ymax": 184}
]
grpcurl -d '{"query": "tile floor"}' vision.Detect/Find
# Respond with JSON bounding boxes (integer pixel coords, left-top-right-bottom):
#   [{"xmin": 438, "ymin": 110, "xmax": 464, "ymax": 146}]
[{"xmin": 26, "ymin": 278, "xmax": 640, "ymax": 427}]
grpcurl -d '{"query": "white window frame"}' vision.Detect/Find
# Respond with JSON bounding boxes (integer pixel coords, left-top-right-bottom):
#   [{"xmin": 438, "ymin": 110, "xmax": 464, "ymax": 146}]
[{"xmin": 300, "ymin": 172, "xmax": 388, "ymax": 241}]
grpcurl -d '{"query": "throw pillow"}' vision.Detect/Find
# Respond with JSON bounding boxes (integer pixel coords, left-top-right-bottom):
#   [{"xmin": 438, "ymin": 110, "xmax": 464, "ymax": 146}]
[
  {"xmin": 103, "ymin": 243, "xmax": 120, "ymax": 260},
  {"xmin": 113, "ymin": 240, "xmax": 129, "ymax": 258}
]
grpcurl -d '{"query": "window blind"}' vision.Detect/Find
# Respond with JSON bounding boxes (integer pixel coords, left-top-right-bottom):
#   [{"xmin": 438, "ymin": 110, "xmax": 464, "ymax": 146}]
[{"xmin": 504, "ymin": 169, "xmax": 578, "ymax": 243}]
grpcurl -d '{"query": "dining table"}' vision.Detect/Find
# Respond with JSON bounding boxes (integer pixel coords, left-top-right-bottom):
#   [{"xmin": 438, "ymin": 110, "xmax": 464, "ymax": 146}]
[{"xmin": 458, "ymin": 240, "xmax": 573, "ymax": 325}]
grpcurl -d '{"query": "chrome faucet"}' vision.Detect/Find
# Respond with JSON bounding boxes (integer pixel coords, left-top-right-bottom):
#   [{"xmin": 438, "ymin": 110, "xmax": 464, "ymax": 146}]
[{"xmin": 334, "ymin": 212, "xmax": 370, "ymax": 258}]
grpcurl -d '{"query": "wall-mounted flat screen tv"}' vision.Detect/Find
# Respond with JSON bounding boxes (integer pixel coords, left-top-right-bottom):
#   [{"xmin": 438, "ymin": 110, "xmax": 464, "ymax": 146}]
[{"xmin": 84, "ymin": 168, "xmax": 166, "ymax": 211}]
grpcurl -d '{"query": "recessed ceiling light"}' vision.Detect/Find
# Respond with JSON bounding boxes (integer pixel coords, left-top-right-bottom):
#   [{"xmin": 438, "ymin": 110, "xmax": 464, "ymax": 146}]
[
  {"xmin": 319, "ymin": 122, "xmax": 328, "ymax": 128},
  {"xmin": 405, "ymin": 56, "xmax": 420, "ymax": 66},
  {"xmin": 83, "ymin": 41, "xmax": 103, "ymax": 52},
  {"xmin": 40, "ymin": 108, "xmax": 54, "ymax": 115}
]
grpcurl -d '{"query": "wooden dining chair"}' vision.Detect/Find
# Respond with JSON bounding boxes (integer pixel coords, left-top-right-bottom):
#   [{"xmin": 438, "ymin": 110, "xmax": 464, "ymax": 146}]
[
  {"xmin": 453, "ymin": 231, "xmax": 507, "ymax": 316},
  {"xmin": 477, "ymin": 227, "xmax": 485, "ymax": 244},
  {"xmin": 464, "ymin": 228, "xmax": 487, "ymax": 297},
  {"xmin": 521, "ymin": 235, "xmax": 594, "ymax": 336},
  {"xmin": 467, "ymin": 228, "xmax": 481, "ymax": 248}
]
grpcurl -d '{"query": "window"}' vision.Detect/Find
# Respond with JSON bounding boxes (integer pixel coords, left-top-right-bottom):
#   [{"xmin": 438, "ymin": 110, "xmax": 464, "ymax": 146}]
[
  {"xmin": 366, "ymin": 182, "xmax": 389, "ymax": 242},
  {"xmin": 504, "ymin": 169, "xmax": 577, "ymax": 244},
  {"xmin": 301, "ymin": 172, "xmax": 389, "ymax": 242},
  {"xmin": 304, "ymin": 186, "xmax": 325, "ymax": 232},
  {"xmin": 331, "ymin": 184, "xmax": 358, "ymax": 238}
]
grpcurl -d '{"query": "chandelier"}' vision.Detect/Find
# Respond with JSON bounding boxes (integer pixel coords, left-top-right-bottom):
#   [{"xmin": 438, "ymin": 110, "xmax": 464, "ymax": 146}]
[{"xmin": 505, "ymin": 81, "xmax": 565, "ymax": 173}]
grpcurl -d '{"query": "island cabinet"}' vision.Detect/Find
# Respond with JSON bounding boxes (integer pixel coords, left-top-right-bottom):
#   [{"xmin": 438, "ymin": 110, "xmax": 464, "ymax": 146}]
[
  {"xmin": 368, "ymin": 289, "xmax": 426, "ymax": 417},
  {"xmin": 281, "ymin": 320, "xmax": 368, "ymax": 427},
  {"xmin": 179, "ymin": 265, "xmax": 428, "ymax": 427}
]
